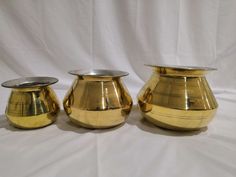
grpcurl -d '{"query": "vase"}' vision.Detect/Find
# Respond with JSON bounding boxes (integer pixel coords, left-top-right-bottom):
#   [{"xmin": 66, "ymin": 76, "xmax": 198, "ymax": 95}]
[
  {"xmin": 138, "ymin": 65, "xmax": 218, "ymax": 131},
  {"xmin": 63, "ymin": 69, "xmax": 133, "ymax": 129}
]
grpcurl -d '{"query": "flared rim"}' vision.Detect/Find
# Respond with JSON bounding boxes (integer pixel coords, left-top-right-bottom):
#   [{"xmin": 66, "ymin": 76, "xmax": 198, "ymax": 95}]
[
  {"xmin": 68, "ymin": 69, "xmax": 129, "ymax": 78},
  {"xmin": 1, "ymin": 77, "xmax": 58, "ymax": 88},
  {"xmin": 145, "ymin": 64, "xmax": 217, "ymax": 71}
]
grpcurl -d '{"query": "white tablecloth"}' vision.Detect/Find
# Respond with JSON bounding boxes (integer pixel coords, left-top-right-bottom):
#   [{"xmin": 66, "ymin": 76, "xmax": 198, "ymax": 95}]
[
  {"xmin": 0, "ymin": 90, "xmax": 236, "ymax": 177},
  {"xmin": 1, "ymin": 1, "xmax": 236, "ymax": 176}
]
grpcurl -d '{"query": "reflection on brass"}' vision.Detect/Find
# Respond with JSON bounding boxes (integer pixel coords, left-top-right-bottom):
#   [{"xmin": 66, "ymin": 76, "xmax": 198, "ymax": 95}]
[
  {"xmin": 63, "ymin": 69, "xmax": 133, "ymax": 129},
  {"xmin": 138, "ymin": 65, "xmax": 218, "ymax": 131},
  {"xmin": 2, "ymin": 77, "xmax": 60, "ymax": 129}
]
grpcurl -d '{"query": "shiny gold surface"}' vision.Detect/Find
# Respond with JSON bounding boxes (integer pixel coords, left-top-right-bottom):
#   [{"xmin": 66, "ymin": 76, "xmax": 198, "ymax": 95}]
[
  {"xmin": 63, "ymin": 69, "xmax": 133, "ymax": 128},
  {"xmin": 138, "ymin": 65, "xmax": 218, "ymax": 130},
  {"xmin": 2, "ymin": 77, "xmax": 60, "ymax": 129}
]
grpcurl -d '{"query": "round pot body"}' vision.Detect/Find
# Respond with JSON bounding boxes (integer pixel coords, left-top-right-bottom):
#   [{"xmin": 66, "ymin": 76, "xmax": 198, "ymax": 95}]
[
  {"xmin": 2, "ymin": 77, "xmax": 60, "ymax": 129},
  {"xmin": 137, "ymin": 65, "xmax": 218, "ymax": 131},
  {"xmin": 63, "ymin": 69, "xmax": 133, "ymax": 129}
]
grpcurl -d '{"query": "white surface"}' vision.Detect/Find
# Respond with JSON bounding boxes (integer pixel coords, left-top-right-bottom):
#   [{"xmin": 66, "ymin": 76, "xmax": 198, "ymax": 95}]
[
  {"xmin": 0, "ymin": 92, "xmax": 236, "ymax": 177},
  {"xmin": 0, "ymin": 1, "xmax": 236, "ymax": 177}
]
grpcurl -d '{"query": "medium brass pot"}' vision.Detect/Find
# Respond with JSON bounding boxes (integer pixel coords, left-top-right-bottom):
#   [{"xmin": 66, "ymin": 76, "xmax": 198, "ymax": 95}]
[
  {"xmin": 138, "ymin": 65, "xmax": 218, "ymax": 131},
  {"xmin": 2, "ymin": 77, "xmax": 60, "ymax": 129},
  {"xmin": 63, "ymin": 69, "xmax": 133, "ymax": 128}
]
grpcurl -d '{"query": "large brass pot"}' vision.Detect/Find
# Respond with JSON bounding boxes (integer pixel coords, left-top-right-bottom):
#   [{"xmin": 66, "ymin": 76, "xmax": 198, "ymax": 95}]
[
  {"xmin": 2, "ymin": 77, "xmax": 60, "ymax": 129},
  {"xmin": 63, "ymin": 69, "xmax": 133, "ymax": 129},
  {"xmin": 138, "ymin": 65, "xmax": 218, "ymax": 131}
]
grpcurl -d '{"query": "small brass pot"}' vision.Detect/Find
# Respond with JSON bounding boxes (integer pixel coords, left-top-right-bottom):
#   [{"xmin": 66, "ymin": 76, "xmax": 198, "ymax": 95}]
[
  {"xmin": 138, "ymin": 65, "xmax": 218, "ymax": 131},
  {"xmin": 63, "ymin": 69, "xmax": 133, "ymax": 129},
  {"xmin": 2, "ymin": 77, "xmax": 60, "ymax": 129}
]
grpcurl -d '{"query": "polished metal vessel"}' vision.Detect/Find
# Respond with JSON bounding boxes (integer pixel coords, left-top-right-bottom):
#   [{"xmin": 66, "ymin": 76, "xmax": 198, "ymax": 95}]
[
  {"xmin": 63, "ymin": 69, "xmax": 133, "ymax": 128},
  {"xmin": 138, "ymin": 65, "xmax": 218, "ymax": 131},
  {"xmin": 2, "ymin": 77, "xmax": 60, "ymax": 129}
]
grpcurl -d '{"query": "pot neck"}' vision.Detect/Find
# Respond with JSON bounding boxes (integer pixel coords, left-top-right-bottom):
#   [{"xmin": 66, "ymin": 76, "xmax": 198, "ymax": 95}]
[
  {"xmin": 77, "ymin": 75, "xmax": 121, "ymax": 81},
  {"xmin": 12, "ymin": 86, "xmax": 47, "ymax": 92},
  {"xmin": 69, "ymin": 69, "xmax": 129, "ymax": 81}
]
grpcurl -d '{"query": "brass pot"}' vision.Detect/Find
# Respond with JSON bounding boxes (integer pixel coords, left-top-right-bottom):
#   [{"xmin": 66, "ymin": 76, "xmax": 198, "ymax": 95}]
[
  {"xmin": 138, "ymin": 65, "xmax": 218, "ymax": 131},
  {"xmin": 63, "ymin": 69, "xmax": 133, "ymax": 128},
  {"xmin": 2, "ymin": 77, "xmax": 60, "ymax": 129}
]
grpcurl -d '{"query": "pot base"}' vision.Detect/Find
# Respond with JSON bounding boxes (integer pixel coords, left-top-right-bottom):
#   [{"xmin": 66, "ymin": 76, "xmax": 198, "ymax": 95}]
[
  {"xmin": 139, "ymin": 103, "xmax": 217, "ymax": 131},
  {"xmin": 6, "ymin": 112, "xmax": 58, "ymax": 129},
  {"xmin": 143, "ymin": 115, "xmax": 205, "ymax": 131},
  {"xmin": 69, "ymin": 117, "xmax": 125, "ymax": 129},
  {"xmin": 66, "ymin": 108, "xmax": 128, "ymax": 129}
]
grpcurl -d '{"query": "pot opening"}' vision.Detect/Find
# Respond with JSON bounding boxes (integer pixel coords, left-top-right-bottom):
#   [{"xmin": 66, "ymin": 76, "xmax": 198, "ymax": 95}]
[
  {"xmin": 1, "ymin": 77, "xmax": 58, "ymax": 88},
  {"xmin": 146, "ymin": 64, "xmax": 216, "ymax": 71},
  {"xmin": 69, "ymin": 69, "xmax": 129, "ymax": 78},
  {"xmin": 145, "ymin": 64, "xmax": 216, "ymax": 77}
]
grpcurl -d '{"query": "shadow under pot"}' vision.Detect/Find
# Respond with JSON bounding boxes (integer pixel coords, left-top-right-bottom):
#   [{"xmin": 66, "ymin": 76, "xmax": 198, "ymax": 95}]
[
  {"xmin": 63, "ymin": 69, "xmax": 133, "ymax": 129},
  {"xmin": 1, "ymin": 77, "xmax": 60, "ymax": 129},
  {"xmin": 137, "ymin": 65, "xmax": 218, "ymax": 131}
]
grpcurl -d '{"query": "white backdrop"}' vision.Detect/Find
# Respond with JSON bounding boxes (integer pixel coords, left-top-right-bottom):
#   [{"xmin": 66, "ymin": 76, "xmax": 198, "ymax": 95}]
[{"xmin": 0, "ymin": 1, "xmax": 236, "ymax": 177}]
